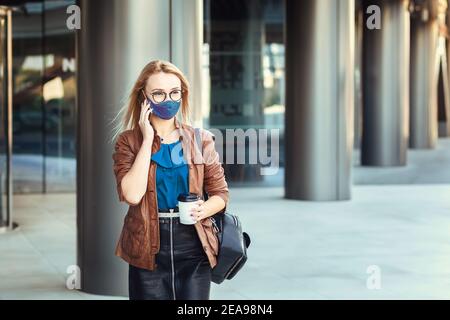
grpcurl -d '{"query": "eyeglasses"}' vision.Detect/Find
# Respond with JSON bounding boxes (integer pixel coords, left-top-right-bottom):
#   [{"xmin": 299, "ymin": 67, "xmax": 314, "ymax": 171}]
[{"xmin": 146, "ymin": 89, "xmax": 183, "ymax": 103}]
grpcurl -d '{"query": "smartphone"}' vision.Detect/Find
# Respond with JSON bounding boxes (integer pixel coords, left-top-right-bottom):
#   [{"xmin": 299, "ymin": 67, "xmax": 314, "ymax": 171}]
[
  {"xmin": 141, "ymin": 89, "xmax": 147, "ymax": 103},
  {"xmin": 141, "ymin": 90, "xmax": 152, "ymax": 113},
  {"xmin": 141, "ymin": 90, "xmax": 153, "ymax": 122}
]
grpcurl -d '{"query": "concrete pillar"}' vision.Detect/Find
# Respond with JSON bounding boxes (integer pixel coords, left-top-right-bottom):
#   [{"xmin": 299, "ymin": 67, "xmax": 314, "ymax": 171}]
[
  {"xmin": 361, "ymin": 0, "xmax": 410, "ymax": 166},
  {"xmin": 438, "ymin": 35, "xmax": 450, "ymax": 136},
  {"xmin": 354, "ymin": 0, "xmax": 364, "ymax": 149},
  {"xmin": 285, "ymin": 0, "xmax": 355, "ymax": 201},
  {"xmin": 438, "ymin": 2, "xmax": 450, "ymax": 137},
  {"xmin": 171, "ymin": 0, "xmax": 204, "ymax": 128},
  {"xmin": 409, "ymin": 0, "xmax": 444, "ymax": 148},
  {"xmin": 77, "ymin": 0, "xmax": 170, "ymax": 296}
]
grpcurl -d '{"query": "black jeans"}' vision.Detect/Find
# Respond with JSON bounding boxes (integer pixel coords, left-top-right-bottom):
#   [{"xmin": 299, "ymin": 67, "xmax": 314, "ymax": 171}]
[{"xmin": 128, "ymin": 216, "xmax": 212, "ymax": 300}]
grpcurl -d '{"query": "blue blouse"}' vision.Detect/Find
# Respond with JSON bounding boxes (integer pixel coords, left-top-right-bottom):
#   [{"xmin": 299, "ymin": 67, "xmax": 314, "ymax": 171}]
[{"xmin": 151, "ymin": 140, "xmax": 189, "ymax": 210}]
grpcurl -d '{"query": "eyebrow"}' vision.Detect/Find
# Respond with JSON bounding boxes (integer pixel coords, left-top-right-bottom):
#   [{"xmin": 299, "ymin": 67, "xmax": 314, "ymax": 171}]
[{"xmin": 151, "ymin": 87, "xmax": 181, "ymax": 92}]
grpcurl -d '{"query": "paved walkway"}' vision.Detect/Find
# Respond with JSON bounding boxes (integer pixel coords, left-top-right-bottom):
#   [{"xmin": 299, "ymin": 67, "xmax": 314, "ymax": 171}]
[{"xmin": 1, "ymin": 182, "xmax": 450, "ymax": 299}]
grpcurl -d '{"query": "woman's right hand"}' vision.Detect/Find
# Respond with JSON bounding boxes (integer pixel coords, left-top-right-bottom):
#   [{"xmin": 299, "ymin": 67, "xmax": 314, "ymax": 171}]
[
  {"xmin": 115, "ymin": 99, "xmax": 154, "ymax": 206},
  {"xmin": 139, "ymin": 99, "xmax": 154, "ymax": 143}
]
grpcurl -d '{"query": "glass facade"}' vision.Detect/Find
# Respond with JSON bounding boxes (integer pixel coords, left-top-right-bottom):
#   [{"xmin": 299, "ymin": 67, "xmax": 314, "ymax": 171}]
[
  {"xmin": 203, "ymin": 0, "xmax": 285, "ymax": 186},
  {"xmin": 6, "ymin": 0, "xmax": 284, "ymax": 194},
  {"xmin": 11, "ymin": 0, "xmax": 76, "ymax": 193}
]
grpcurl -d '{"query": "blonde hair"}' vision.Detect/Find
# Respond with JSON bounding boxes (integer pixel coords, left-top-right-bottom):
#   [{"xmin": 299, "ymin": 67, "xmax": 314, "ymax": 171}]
[{"xmin": 110, "ymin": 59, "xmax": 190, "ymax": 143}]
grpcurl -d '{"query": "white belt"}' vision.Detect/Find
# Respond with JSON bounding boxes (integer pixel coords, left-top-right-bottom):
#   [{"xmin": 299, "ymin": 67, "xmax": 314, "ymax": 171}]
[{"xmin": 158, "ymin": 211, "xmax": 180, "ymax": 218}]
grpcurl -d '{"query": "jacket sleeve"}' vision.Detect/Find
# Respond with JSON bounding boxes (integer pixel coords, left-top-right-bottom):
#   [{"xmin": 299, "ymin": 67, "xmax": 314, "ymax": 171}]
[
  {"xmin": 112, "ymin": 132, "xmax": 138, "ymax": 206},
  {"xmin": 201, "ymin": 129, "xmax": 229, "ymax": 209}
]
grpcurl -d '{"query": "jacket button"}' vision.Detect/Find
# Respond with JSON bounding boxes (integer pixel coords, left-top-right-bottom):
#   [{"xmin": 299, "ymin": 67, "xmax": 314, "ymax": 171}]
[{"xmin": 203, "ymin": 246, "xmax": 208, "ymax": 251}]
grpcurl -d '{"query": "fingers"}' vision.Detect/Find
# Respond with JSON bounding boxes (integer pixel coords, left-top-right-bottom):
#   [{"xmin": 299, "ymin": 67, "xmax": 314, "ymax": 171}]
[
  {"xmin": 139, "ymin": 101, "xmax": 151, "ymax": 123},
  {"xmin": 190, "ymin": 200, "xmax": 204, "ymax": 212},
  {"xmin": 144, "ymin": 107, "xmax": 151, "ymax": 122},
  {"xmin": 190, "ymin": 207, "xmax": 204, "ymax": 222},
  {"xmin": 189, "ymin": 201, "xmax": 205, "ymax": 222},
  {"xmin": 140, "ymin": 99, "xmax": 149, "ymax": 122},
  {"xmin": 139, "ymin": 101, "xmax": 145, "ymax": 122},
  {"xmin": 189, "ymin": 202, "xmax": 200, "ymax": 213}
]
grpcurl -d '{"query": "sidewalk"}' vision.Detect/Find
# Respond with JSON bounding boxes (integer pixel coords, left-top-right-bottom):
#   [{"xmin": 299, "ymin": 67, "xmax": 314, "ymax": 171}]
[{"xmin": 1, "ymin": 183, "xmax": 450, "ymax": 299}]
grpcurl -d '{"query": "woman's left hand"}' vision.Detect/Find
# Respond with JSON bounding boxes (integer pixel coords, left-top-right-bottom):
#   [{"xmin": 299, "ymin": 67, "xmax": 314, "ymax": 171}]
[{"xmin": 189, "ymin": 199, "xmax": 207, "ymax": 222}]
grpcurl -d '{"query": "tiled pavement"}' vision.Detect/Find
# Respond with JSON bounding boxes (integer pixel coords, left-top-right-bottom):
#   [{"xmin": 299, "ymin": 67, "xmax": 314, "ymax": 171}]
[
  {"xmin": 1, "ymin": 183, "xmax": 450, "ymax": 299},
  {"xmin": 1, "ymin": 138, "xmax": 450, "ymax": 299}
]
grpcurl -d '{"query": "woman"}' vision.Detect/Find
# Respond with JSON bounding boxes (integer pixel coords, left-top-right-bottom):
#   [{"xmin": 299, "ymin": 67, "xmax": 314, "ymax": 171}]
[{"xmin": 112, "ymin": 60, "xmax": 229, "ymax": 300}]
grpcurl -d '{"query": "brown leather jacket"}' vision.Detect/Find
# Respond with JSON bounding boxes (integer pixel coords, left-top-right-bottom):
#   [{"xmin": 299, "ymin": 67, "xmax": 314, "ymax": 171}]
[{"xmin": 112, "ymin": 118, "xmax": 229, "ymax": 270}]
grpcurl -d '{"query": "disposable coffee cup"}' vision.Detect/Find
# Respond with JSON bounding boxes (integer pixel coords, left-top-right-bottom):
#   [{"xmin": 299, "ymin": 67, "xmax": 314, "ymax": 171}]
[{"xmin": 177, "ymin": 193, "xmax": 201, "ymax": 225}]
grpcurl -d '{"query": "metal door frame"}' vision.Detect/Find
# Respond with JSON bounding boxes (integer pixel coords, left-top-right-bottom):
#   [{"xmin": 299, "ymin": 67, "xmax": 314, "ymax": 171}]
[{"xmin": 0, "ymin": 6, "xmax": 15, "ymax": 233}]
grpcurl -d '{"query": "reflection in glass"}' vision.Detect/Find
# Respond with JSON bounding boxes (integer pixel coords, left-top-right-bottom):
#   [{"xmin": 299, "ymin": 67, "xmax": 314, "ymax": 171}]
[
  {"xmin": 12, "ymin": 0, "xmax": 76, "ymax": 193},
  {"xmin": 204, "ymin": 0, "xmax": 285, "ymax": 185}
]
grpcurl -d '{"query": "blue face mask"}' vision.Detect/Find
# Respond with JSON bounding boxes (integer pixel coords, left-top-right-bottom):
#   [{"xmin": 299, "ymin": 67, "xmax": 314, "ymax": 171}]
[{"xmin": 148, "ymin": 98, "xmax": 181, "ymax": 120}]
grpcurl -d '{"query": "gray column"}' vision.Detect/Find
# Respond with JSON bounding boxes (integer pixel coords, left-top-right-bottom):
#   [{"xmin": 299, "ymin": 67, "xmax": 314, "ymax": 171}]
[
  {"xmin": 439, "ymin": 3, "xmax": 450, "ymax": 137},
  {"xmin": 409, "ymin": 0, "xmax": 441, "ymax": 148},
  {"xmin": 285, "ymin": 0, "xmax": 354, "ymax": 201},
  {"xmin": 361, "ymin": 0, "xmax": 410, "ymax": 166},
  {"xmin": 439, "ymin": 36, "xmax": 450, "ymax": 137},
  {"xmin": 77, "ymin": 0, "xmax": 170, "ymax": 296},
  {"xmin": 354, "ymin": 0, "xmax": 364, "ymax": 149},
  {"xmin": 171, "ymin": 0, "xmax": 204, "ymax": 127}
]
